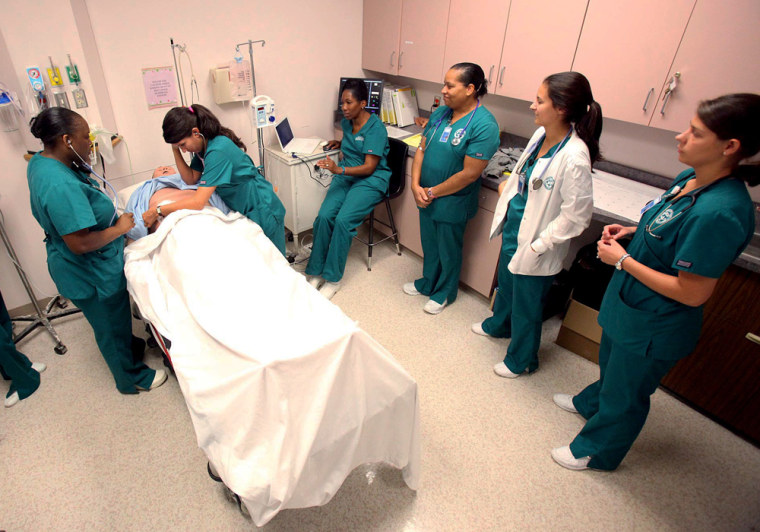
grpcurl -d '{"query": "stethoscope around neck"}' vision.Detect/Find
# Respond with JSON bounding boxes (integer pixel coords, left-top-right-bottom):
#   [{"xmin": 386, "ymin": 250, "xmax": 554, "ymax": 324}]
[
  {"xmin": 515, "ymin": 127, "xmax": 572, "ymax": 193},
  {"xmin": 421, "ymin": 100, "xmax": 480, "ymax": 151},
  {"xmin": 643, "ymin": 176, "xmax": 730, "ymax": 239},
  {"xmin": 67, "ymin": 141, "xmax": 119, "ymax": 225}
]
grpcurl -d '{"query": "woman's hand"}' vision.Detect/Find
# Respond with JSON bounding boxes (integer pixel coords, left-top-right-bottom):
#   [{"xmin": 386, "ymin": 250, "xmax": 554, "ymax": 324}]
[
  {"xmin": 596, "ymin": 237, "xmax": 627, "ymax": 266},
  {"xmin": 316, "ymin": 157, "xmax": 340, "ymax": 174},
  {"xmin": 414, "ymin": 116, "xmax": 429, "ymax": 128},
  {"xmin": 115, "ymin": 212, "xmax": 136, "ymax": 235},
  {"xmin": 142, "ymin": 208, "xmax": 159, "ymax": 229},
  {"xmin": 412, "ymin": 184, "xmax": 432, "ymax": 208},
  {"xmin": 602, "ymin": 224, "xmax": 636, "ymax": 241},
  {"xmin": 325, "ymin": 140, "xmax": 341, "ymax": 150}
]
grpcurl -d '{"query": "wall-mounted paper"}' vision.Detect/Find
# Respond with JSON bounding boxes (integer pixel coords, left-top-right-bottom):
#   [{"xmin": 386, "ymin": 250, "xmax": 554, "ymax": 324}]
[{"xmin": 142, "ymin": 66, "xmax": 178, "ymax": 110}]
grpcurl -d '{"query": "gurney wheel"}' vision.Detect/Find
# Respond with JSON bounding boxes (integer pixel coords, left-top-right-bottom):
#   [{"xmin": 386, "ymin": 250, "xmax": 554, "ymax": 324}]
[
  {"xmin": 222, "ymin": 486, "xmax": 250, "ymax": 518},
  {"xmin": 54, "ymin": 344, "xmax": 67, "ymax": 355}
]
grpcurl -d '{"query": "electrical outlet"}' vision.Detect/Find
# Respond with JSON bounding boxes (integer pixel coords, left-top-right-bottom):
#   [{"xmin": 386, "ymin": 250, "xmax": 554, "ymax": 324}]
[{"xmin": 72, "ymin": 88, "xmax": 88, "ymax": 108}]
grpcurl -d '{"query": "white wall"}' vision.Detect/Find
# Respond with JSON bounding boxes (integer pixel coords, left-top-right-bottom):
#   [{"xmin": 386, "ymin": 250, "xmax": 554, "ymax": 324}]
[{"xmin": 0, "ymin": 0, "xmax": 365, "ymax": 310}]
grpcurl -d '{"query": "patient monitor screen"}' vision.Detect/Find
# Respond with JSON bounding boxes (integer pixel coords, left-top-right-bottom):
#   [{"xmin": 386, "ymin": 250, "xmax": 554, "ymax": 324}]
[{"xmin": 338, "ymin": 78, "xmax": 383, "ymax": 116}]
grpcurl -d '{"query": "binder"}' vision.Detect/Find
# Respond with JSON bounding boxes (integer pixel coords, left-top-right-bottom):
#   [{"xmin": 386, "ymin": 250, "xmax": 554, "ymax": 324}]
[{"xmin": 392, "ymin": 86, "xmax": 418, "ymax": 128}]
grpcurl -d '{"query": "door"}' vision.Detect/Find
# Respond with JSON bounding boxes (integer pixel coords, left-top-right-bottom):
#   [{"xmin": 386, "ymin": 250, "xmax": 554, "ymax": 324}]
[
  {"xmin": 398, "ymin": 0, "xmax": 451, "ymax": 83},
  {"xmin": 495, "ymin": 0, "xmax": 588, "ymax": 101},
  {"xmin": 362, "ymin": 0, "xmax": 403, "ymax": 75},
  {"xmin": 572, "ymin": 0, "xmax": 696, "ymax": 125},
  {"xmin": 443, "ymin": 0, "xmax": 511, "ymax": 94},
  {"xmin": 648, "ymin": 0, "xmax": 760, "ymax": 131}
]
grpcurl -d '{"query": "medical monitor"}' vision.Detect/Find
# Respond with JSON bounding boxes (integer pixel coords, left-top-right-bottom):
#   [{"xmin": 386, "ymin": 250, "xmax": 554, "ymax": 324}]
[
  {"xmin": 274, "ymin": 117, "xmax": 295, "ymax": 149},
  {"xmin": 338, "ymin": 78, "xmax": 384, "ymax": 116}
]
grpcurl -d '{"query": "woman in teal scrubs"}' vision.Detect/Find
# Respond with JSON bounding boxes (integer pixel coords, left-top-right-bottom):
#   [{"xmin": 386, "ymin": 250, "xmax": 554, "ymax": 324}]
[
  {"xmin": 146, "ymin": 104, "xmax": 286, "ymax": 255},
  {"xmin": 478, "ymin": 72, "xmax": 602, "ymax": 379},
  {"xmin": 27, "ymin": 108, "xmax": 166, "ymax": 394},
  {"xmin": 552, "ymin": 93, "xmax": 760, "ymax": 471},
  {"xmin": 306, "ymin": 79, "xmax": 391, "ymax": 300},
  {"xmin": 403, "ymin": 63, "xmax": 500, "ymax": 314},
  {"xmin": 1, "ymin": 291, "xmax": 46, "ymax": 407}
]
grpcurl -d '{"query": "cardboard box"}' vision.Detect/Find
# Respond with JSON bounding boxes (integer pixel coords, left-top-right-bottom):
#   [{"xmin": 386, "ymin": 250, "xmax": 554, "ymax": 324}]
[{"xmin": 555, "ymin": 299, "xmax": 603, "ymax": 364}]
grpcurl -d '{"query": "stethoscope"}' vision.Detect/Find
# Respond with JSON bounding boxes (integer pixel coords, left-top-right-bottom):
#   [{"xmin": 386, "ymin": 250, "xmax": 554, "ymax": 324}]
[
  {"xmin": 68, "ymin": 141, "xmax": 119, "ymax": 225},
  {"xmin": 515, "ymin": 128, "xmax": 572, "ymax": 194},
  {"xmin": 643, "ymin": 176, "xmax": 730, "ymax": 239},
  {"xmin": 421, "ymin": 100, "xmax": 480, "ymax": 151}
]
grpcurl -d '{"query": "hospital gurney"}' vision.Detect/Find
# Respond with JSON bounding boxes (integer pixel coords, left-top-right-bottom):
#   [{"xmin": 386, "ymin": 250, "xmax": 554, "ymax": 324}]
[{"xmin": 123, "ymin": 207, "xmax": 420, "ymax": 526}]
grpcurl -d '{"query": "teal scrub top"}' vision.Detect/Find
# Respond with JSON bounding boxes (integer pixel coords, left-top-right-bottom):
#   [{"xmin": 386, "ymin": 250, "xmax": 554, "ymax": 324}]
[
  {"xmin": 419, "ymin": 104, "xmax": 500, "ymax": 223},
  {"xmin": 190, "ymin": 135, "xmax": 285, "ymax": 224},
  {"xmin": 27, "ymin": 153, "xmax": 125, "ymax": 301},
  {"xmin": 338, "ymin": 114, "xmax": 391, "ymax": 192},
  {"xmin": 599, "ymin": 169, "xmax": 755, "ymax": 360}
]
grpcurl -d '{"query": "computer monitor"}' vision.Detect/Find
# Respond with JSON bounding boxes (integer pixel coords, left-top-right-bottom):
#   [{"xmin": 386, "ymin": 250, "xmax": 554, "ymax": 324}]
[{"xmin": 338, "ymin": 78, "xmax": 384, "ymax": 116}]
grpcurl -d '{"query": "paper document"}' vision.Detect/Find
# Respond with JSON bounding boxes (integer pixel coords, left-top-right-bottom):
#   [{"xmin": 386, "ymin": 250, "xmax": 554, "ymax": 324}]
[{"xmin": 403, "ymin": 134, "xmax": 422, "ymax": 148}]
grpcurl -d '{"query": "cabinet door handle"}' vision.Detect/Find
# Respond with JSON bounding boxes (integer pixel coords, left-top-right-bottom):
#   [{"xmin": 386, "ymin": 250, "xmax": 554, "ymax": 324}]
[
  {"xmin": 642, "ymin": 88, "xmax": 655, "ymax": 112},
  {"xmin": 399, "ymin": 51, "xmax": 404, "ymax": 69},
  {"xmin": 660, "ymin": 72, "xmax": 681, "ymax": 116},
  {"xmin": 498, "ymin": 66, "xmax": 505, "ymax": 87},
  {"xmin": 746, "ymin": 332, "xmax": 760, "ymax": 346},
  {"xmin": 390, "ymin": 51, "xmax": 395, "ymax": 67},
  {"xmin": 488, "ymin": 65, "xmax": 494, "ymax": 85}
]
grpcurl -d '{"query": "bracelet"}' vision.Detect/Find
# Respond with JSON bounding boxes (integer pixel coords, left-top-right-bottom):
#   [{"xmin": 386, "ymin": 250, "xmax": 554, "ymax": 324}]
[
  {"xmin": 426, "ymin": 187, "xmax": 436, "ymax": 199},
  {"xmin": 615, "ymin": 253, "xmax": 631, "ymax": 271},
  {"xmin": 341, "ymin": 165, "xmax": 346, "ymax": 175}
]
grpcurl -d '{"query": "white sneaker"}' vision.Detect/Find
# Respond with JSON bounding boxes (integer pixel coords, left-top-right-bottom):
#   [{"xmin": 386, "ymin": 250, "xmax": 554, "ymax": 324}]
[
  {"xmin": 493, "ymin": 362, "xmax": 523, "ymax": 379},
  {"xmin": 553, "ymin": 393, "xmax": 578, "ymax": 413},
  {"xmin": 551, "ymin": 445, "xmax": 591, "ymax": 471},
  {"xmin": 403, "ymin": 282, "xmax": 421, "ymax": 296},
  {"xmin": 137, "ymin": 369, "xmax": 167, "ymax": 391},
  {"xmin": 423, "ymin": 299, "xmax": 447, "ymax": 315},
  {"xmin": 4, "ymin": 391, "xmax": 20, "ymax": 408},
  {"xmin": 307, "ymin": 276, "xmax": 323, "ymax": 289},
  {"xmin": 31, "ymin": 362, "xmax": 47, "ymax": 373},
  {"xmin": 319, "ymin": 281, "xmax": 341, "ymax": 300},
  {"xmin": 471, "ymin": 322, "xmax": 489, "ymax": 337}
]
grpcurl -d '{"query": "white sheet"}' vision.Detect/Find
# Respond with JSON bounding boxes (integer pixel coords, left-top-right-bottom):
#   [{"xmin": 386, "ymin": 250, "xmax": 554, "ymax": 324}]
[{"xmin": 124, "ymin": 208, "xmax": 420, "ymax": 525}]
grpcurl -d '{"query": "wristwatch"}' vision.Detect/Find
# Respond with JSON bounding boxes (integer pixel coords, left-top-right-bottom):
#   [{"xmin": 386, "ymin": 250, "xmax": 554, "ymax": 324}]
[
  {"xmin": 156, "ymin": 205, "xmax": 163, "ymax": 216},
  {"xmin": 615, "ymin": 253, "xmax": 631, "ymax": 270},
  {"xmin": 426, "ymin": 187, "xmax": 436, "ymax": 199}
]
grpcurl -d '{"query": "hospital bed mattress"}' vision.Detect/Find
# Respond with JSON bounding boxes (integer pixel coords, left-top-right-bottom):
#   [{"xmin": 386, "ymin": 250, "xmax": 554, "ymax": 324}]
[{"xmin": 123, "ymin": 207, "xmax": 420, "ymax": 526}]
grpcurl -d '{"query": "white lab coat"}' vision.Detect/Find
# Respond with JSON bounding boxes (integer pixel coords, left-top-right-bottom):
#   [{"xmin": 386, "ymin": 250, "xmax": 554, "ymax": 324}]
[{"xmin": 489, "ymin": 127, "xmax": 593, "ymax": 276}]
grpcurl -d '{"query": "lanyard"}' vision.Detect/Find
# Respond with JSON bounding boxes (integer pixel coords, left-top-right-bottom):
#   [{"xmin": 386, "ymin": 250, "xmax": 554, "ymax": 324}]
[
  {"xmin": 421, "ymin": 101, "xmax": 480, "ymax": 151},
  {"xmin": 515, "ymin": 128, "xmax": 572, "ymax": 194}
]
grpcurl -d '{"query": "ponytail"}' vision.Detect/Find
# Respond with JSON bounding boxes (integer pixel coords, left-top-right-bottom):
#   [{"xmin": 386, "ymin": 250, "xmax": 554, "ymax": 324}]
[
  {"xmin": 544, "ymin": 72, "xmax": 603, "ymax": 164},
  {"xmin": 162, "ymin": 103, "xmax": 246, "ymax": 152}
]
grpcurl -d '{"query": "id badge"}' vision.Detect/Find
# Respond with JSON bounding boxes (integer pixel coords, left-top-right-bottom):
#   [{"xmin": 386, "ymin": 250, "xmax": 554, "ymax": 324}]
[
  {"xmin": 640, "ymin": 195, "xmax": 662, "ymax": 214},
  {"xmin": 517, "ymin": 173, "xmax": 526, "ymax": 194},
  {"xmin": 439, "ymin": 126, "xmax": 452, "ymax": 143}
]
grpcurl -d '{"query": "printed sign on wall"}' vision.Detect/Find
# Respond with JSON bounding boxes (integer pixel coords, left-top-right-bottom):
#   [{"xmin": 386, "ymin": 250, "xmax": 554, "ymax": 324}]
[{"xmin": 142, "ymin": 66, "xmax": 178, "ymax": 110}]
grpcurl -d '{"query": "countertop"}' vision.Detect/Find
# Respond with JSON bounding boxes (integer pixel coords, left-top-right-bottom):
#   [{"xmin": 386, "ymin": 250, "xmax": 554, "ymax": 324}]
[{"xmin": 381, "ymin": 122, "xmax": 760, "ymax": 273}]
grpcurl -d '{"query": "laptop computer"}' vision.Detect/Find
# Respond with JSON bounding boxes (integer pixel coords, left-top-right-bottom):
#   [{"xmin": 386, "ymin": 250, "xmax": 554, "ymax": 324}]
[{"xmin": 274, "ymin": 117, "xmax": 321, "ymax": 155}]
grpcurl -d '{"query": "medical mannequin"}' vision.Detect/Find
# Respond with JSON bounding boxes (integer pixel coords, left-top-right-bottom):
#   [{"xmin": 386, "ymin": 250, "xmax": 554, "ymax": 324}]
[
  {"xmin": 149, "ymin": 104, "xmax": 286, "ymax": 255},
  {"xmin": 306, "ymin": 79, "xmax": 391, "ymax": 300},
  {"xmin": 403, "ymin": 63, "xmax": 500, "ymax": 314},
  {"xmin": 552, "ymin": 93, "xmax": 759, "ymax": 471},
  {"xmin": 26, "ymin": 107, "xmax": 166, "ymax": 394},
  {"xmin": 477, "ymin": 72, "xmax": 602, "ymax": 379}
]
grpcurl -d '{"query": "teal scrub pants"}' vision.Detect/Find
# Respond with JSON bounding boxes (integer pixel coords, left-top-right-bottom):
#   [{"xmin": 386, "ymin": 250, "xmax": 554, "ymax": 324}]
[
  {"xmin": 71, "ymin": 289, "xmax": 156, "ymax": 394},
  {"xmin": 569, "ymin": 332, "xmax": 677, "ymax": 470},
  {"xmin": 306, "ymin": 178, "xmax": 385, "ymax": 283},
  {"xmin": 259, "ymin": 211, "xmax": 286, "ymax": 257},
  {"xmin": 414, "ymin": 208, "xmax": 467, "ymax": 305},
  {"xmin": 482, "ymin": 230, "xmax": 554, "ymax": 373},
  {"xmin": 1, "ymin": 293, "xmax": 41, "ymax": 401}
]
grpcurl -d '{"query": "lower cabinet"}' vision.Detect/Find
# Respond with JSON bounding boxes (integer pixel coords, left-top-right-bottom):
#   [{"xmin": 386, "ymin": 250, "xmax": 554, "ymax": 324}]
[
  {"xmin": 660, "ymin": 265, "xmax": 760, "ymax": 445},
  {"xmin": 372, "ymin": 156, "xmax": 501, "ymax": 298}
]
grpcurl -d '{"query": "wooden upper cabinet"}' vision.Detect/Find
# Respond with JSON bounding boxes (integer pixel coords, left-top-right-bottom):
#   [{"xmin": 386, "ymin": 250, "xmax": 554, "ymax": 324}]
[
  {"xmin": 649, "ymin": 0, "xmax": 760, "ymax": 132},
  {"xmin": 398, "ymin": 0, "xmax": 452, "ymax": 83},
  {"xmin": 572, "ymin": 0, "xmax": 696, "ymax": 126},
  {"xmin": 495, "ymin": 0, "xmax": 588, "ymax": 101},
  {"xmin": 362, "ymin": 0, "xmax": 403, "ymax": 75},
  {"xmin": 442, "ymin": 0, "xmax": 510, "ymax": 93}
]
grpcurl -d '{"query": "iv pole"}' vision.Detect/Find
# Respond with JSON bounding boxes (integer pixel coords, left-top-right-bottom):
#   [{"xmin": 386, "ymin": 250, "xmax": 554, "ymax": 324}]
[
  {"xmin": 170, "ymin": 38, "xmax": 185, "ymax": 106},
  {"xmin": 234, "ymin": 39, "xmax": 266, "ymax": 173}
]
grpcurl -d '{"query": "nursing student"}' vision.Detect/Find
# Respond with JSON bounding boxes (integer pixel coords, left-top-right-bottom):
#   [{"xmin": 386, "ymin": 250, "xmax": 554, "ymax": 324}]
[
  {"xmin": 26, "ymin": 107, "xmax": 166, "ymax": 394},
  {"xmin": 476, "ymin": 72, "xmax": 602, "ymax": 379},
  {"xmin": 1, "ymin": 291, "xmax": 46, "ymax": 407},
  {"xmin": 403, "ymin": 63, "xmax": 500, "ymax": 314},
  {"xmin": 306, "ymin": 79, "xmax": 391, "ymax": 300},
  {"xmin": 144, "ymin": 104, "xmax": 286, "ymax": 255},
  {"xmin": 552, "ymin": 93, "xmax": 759, "ymax": 472}
]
